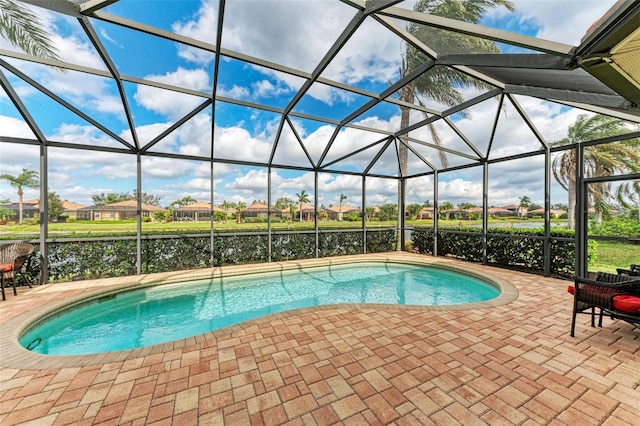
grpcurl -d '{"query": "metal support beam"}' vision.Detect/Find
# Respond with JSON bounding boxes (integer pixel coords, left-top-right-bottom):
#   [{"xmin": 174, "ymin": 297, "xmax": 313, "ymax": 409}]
[
  {"xmin": 39, "ymin": 140, "xmax": 48, "ymax": 284},
  {"xmin": 398, "ymin": 178, "xmax": 405, "ymax": 251},
  {"xmin": 543, "ymin": 147, "xmax": 551, "ymax": 276},
  {"xmin": 136, "ymin": 154, "xmax": 142, "ymax": 275},
  {"xmin": 314, "ymin": 171, "xmax": 319, "ymax": 258},
  {"xmin": 268, "ymin": 167, "xmax": 272, "ymax": 262},
  {"xmin": 433, "ymin": 171, "xmax": 439, "ymax": 257},
  {"xmin": 362, "ymin": 175, "xmax": 367, "ymax": 253},
  {"xmin": 575, "ymin": 144, "xmax": 587, "ymax": 278},
  {"xmin": 482, "ymin": 161, "xmax": 488, "ymax": 265}
]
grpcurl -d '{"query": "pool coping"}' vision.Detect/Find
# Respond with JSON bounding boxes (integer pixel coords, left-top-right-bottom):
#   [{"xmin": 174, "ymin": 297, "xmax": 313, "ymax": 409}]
[{"xmin": 0, "ymin": 253, "xmax": 519, "ymax": 370}]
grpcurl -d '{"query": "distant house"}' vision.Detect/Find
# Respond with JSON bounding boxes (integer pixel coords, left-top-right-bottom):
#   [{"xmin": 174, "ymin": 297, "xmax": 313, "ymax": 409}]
[
  {"xmin": 326, "ymin": 205, "xmax": 360, "ymax": 221},
  {"xmin": 417, "ymin": 207, "xmax": 434, "ymax": 220},
  {"xmin": 441, "ymin": 207, "xmax": 483, "ymax": 220},
  {"xmin": 173, "ymin": 202, "xmax": 225, "ymax": 221},
  {"xmin": 294, "ymin": 203, "xmax": 322, "ymax": 221},
  {"xmin": 527, "ymin": 208, "xmax": 566, "ymax": 218},
  {"xmin": 501, "ymin": 204, "xmax": 526, "ymax": 217},
  {"xmin": 1, "ymin": 199, "xmax": 88, "ymax": 221},
  {"xmin": 487, "ymin": 207, "xmax": 514, "ymax": 218},
  {"xmin": 24, "ymin": 198, "xmax": 89, "ymax": 220},
  {"xmin": 61, "ymin": 200, "xmax": 89, "ymax": 220},
  {"xmin": 0, "ymin": 202, "xmax": 38, "ymax": 220},
  {"xmin": 242, "ymin": 203, "xmax": 282, "ymax": 219},
  {"xmin": 79, "ymin": 200, "xmax": 164, "ymax": 221}
]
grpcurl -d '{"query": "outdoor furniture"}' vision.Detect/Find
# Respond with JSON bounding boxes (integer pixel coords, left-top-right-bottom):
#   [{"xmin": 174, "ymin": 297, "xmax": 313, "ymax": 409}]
[
  {"xmin": 0, "ymin": 242, "xmax": 35, "ymax": 300},
  {"xmin": 616, "ymin": 264, "xmax": 640, "ymax": 276},
  {"xmin": 569, "ymin": 271, "xmax": 640, "ymax": 336},
  {"xmin": 0, "ymin": 265, "xmax": 6, "ymax": 301}
]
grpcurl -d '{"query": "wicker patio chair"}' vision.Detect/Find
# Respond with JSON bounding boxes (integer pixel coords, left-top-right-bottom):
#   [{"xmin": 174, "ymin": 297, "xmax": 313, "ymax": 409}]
[
  {"xmin": 569, "ymin": 271, "xmax": 640, "ymax": 337},
  {"xmin": 0, "ymin": 242, "xmax": 35, "ymax": 300},
  {"xmin": 616, "ymin": 264, "xmax": 640, "ymax": 276}
]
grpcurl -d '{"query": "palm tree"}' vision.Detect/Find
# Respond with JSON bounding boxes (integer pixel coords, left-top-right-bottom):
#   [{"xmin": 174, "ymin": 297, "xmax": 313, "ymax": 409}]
[
  {"xmin": 220, "ymin": 200, "xmax": 232, "ymax": 220},
  {"xmin": 0, "ymin": 0, "xmax": 59, "ymax": 60},
  {"xmin": 616, "ymin": 179, "xmax": 640, "ymax": 222},
  {"xmin": 398, "ymin": 0, "xmax": 514, "ymax": 175},
  {"xmin": 518, "ymin": 195, "xmax": 531, "ymax": 218},
  {"xmin": 338, "ymin": 193, "xmax": 347, "ymax": 221},
  {"xmin": 0, "ymin": 168, "xmax": 39, "ymax": 223},
  {"xmin": 296, "ymin": 190, "xmax": 310, "ymax": 222},
  {"xmin": 552, "ymin": 114, "xmax": 640, "ymax": 229},
  {"xmin": 233, "ymin": 201, "xmax": 246, "ymax": 224}
]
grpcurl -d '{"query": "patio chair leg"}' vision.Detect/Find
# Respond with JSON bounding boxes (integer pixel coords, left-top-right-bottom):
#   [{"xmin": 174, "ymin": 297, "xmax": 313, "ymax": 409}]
[
  {"xmin": 590, "ymin": 307, "xmax": 596, "ymax": 327},
  {"xmin": 598, "ymin": 309, "xmax": 604, "ymax": 327}
]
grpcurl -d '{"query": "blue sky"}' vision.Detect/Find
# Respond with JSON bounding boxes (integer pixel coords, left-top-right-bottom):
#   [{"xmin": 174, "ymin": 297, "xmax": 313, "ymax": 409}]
[{"xmin": 0, "ymin": 0, "xmax": 621, "ymax": 209}]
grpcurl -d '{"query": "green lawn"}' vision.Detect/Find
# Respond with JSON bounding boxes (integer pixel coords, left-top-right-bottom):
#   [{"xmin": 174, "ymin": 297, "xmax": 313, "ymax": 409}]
[
  {"xmin": 589, "ymin": 240, "xmax": 640, "ymax": 274},
  {"xmin": 0, "ymin": 218, "xmax": 538, "ymax": 236}
]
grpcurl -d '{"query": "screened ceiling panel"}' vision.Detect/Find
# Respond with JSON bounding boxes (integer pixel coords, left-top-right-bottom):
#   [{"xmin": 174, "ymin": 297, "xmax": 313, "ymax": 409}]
[
  {"xmin": 0, "ymin": 85, "xmax": 38, "ymax": 140},
  {"xmin": 271, "ymin": 122, "xmax": 314, "ymax": 169},
  {"xmin": 488, "ymin": 96, "xmax": 546, "ymax": 159}
]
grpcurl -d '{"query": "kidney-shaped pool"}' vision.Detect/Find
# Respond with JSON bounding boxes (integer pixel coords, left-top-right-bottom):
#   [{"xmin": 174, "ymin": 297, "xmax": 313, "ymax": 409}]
[{"xmin": 20, "ymin": 262, "xmax": 503, "ymax": 356}]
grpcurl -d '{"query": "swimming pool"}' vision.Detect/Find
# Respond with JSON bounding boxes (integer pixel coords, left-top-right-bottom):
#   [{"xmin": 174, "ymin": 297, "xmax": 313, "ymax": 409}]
[{"xmin": 20, "ymin": 262, "xmax": 500, "ymax": 356}]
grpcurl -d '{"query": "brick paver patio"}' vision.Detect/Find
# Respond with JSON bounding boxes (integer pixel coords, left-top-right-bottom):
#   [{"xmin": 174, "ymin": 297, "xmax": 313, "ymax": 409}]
[{"xmin": 0, "ymin": 253, "xmax": 638, "ymax": 425}]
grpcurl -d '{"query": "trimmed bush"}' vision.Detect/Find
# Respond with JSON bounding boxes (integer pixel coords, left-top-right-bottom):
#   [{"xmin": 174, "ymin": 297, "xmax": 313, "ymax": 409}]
[{"xmin": 411, "ymin": 226, "xmax": 595, "ymax": 277}]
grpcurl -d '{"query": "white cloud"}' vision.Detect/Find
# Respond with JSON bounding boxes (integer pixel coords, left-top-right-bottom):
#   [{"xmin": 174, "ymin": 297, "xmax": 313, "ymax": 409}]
[
  {"xmin": 0, "ymin": 115, "xmax": 35, "ymax": 138},
  {"xmin": 213, "ymin": 124, "xmax": 272, "ymax": 162},
  {"xmin": 217, "ymin": 85, "xmax": 250, "ymax": 99},
  {"xmin": 135, "ymin": 68, "xmax": 210, "ymax": 119},
  {"xmin": 490, "ymin": 0, "xmax": 618, "ymax": 46},
  {"xmin": 225, "ymin": 169, "xmax": 268, "ymax": 195},
  {"xmin": 172, "ymin": 0, "xmax": 218, "ymax": 64}
]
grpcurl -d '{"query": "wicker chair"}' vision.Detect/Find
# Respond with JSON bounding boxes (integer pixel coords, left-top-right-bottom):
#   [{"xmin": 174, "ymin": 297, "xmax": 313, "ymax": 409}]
[
  {"xmin": 616, "ymin": 264, "xmax": 640, "ymax": 276},
  {"xmin": 0, "ymin": 242, "xmax": 34, "ymax": 300},
  {"xmin": 569, "ymin": 271, "xmax": 640, "ymax": 337}
]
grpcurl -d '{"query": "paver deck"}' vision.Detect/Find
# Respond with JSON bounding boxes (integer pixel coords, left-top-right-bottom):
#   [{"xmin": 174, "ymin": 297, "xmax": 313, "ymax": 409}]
[{"xmin": 0, "ymin": 253, "xmax": 638, "ymax": 425}]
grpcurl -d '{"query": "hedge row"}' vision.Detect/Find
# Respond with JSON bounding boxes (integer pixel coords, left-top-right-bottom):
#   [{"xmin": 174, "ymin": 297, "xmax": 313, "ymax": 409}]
[
  {"xmin": 37, "ymin": 229, "xmax": 396, "ymax": 282},
  {"xmin": 411, "ymin": 227, "xmax": 596, "ymax": 277}
]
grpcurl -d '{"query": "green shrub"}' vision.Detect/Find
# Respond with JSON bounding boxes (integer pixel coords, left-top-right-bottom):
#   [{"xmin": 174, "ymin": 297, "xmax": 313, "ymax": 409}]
[
  {"xmin": 589, "ymin": 217, "xmax": 640, "ymax": 237},
  {"xmin": 42, "ymin": 228, "xmax": 397, "ymax": 282},
  {"xmin": 411, "ymin": 226, "xmax": 594, "ymax": 277}
]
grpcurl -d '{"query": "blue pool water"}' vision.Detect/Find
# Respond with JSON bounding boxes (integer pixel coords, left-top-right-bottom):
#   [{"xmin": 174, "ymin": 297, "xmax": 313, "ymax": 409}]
[{"xmin": 20, "ymin": 263, "xmax": 499, "ymax": 355}]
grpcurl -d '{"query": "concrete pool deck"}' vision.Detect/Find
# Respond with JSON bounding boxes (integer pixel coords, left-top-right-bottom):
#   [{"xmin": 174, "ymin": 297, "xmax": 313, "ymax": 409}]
[{"xmin": 0, "ymin": 253, "xmax": 638, "ymax": 424}]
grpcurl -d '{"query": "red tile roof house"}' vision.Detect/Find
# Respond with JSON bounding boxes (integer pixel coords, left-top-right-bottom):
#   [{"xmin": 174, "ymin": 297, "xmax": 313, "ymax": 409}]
[
  {"xmin": 172, "ymin": 202, "xmax": 225, "ymax": 221},
  {"xmin": 326, "ymin": 205, "xmax": 360, "ymax": 221},
  {"xmin": 241, "ymin": 203, "xmax": 283, "ymax": 219},
  {"xmin": 79, "ymin": 200, "xmax": 165, "ymax": 221},
  {"xmin": 293, "ymin": 203, "xmax": 324, "ymax": 221}
]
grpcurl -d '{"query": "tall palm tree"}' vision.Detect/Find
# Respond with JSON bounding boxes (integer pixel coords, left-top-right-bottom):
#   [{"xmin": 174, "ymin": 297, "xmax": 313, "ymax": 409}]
[
  {"xmin": 552, "ymin": 114, "xmax": 640, "ymax": 229},
  {"xmin": 518, "ymin": 195, "xmax": 531, "ymax": 218},
  {"xmin": 0, "ymin": 168, "xmax": 39, "ymax": 223},
  {"xmin": 220, "ymin": 200, "xmax": 231, "ymax": 219},
  {"xmin": 296, "ymin": 190, "xmax": 310, "ymax": 222},
  {"xmin": 398, "ymin": 0, "xmax": 514, "ymax": 175},
  {"xmin": 338, "ymin": 193, "xmax": 347, "ymax": 221},
  {"xmin": 0, "ymin": 0, "xmax": 59, "ymax": 60},
  {"xmin": 233, "ymin": 201, "xmax": 246, "ymax": 224}
]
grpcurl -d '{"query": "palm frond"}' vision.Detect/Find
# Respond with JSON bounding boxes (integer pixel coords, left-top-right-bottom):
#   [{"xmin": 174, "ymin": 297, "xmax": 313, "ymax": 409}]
[{"xmin": 0, "ymin": 0, "xmax": 59, "ymax": 60}]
